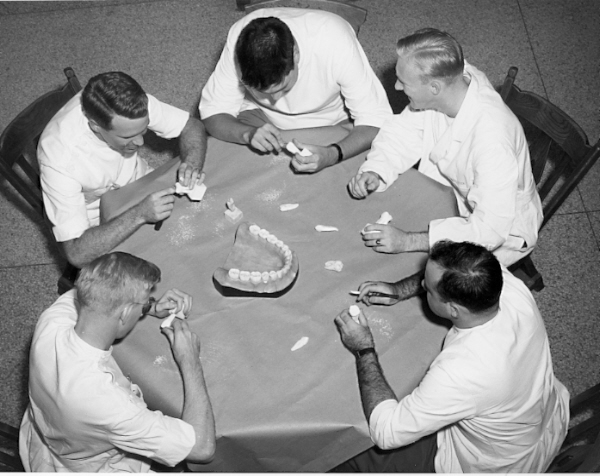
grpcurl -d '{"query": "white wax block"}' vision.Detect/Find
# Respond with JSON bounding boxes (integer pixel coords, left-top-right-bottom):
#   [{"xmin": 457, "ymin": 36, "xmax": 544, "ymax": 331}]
[
  {"xmin": 160, "ymin": 313, "xmax": 176, "ymax": 329},
  {"xmin": 175, "ymin": 182, "xmax": 207, "ymax": 201},
  {"xmin": 324, "ymin": 260, "xmax": 343, "ymax": 272},
  {"xmin": 224, "ymin": 207, "xmax": 243, "ymax": 223},
  {"xmin": 291, "ymin": 336, "xmax": 309, "ymax": 351},
  {"xmin": 285, "ymin": 142, "xmax": 312, "ymax": 157},
  {"xmin": 280, "ymin": 203, "xmax": 299, "ymax": 212},
  {"xmin": 349, "ymin": 305, "xmax": 361, "ymax": 317},
  {"xmin": 315, "ymin": 225, "xmax": 339, "ymax": 232},
  {"xmin": 375, "ymin": 211, "xmax": 392, "ymax": 225}
]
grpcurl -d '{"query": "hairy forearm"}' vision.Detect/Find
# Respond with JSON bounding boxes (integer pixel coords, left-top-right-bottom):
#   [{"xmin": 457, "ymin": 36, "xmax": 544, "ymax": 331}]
[
  {"xmin": 356, "ymin": 352, "xmax": 397, "ymax": 421},
  {"xmin": 203, "ymin": 113, "xmax": 254, "ymax": 145},
  {"xmin": 335, "ymin": 125, "xmax": 379, "ymax": 161},
  {"xmin": 179, "ymin": 117, "xmax": 207, "ymax": 170},
  {"xmin": 179, "ymin": 358, "xmax": 216, "ymax": 462},
  {"xmin": 394, "ymin": 269, "xmax": 426, "ymax": 301},
  {"xmin": 62, "ymin": 205, "xmax": 146, "ymax": 267}
]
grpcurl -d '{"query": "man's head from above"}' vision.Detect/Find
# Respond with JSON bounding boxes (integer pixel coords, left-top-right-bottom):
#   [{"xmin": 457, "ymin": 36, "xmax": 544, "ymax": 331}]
[
  {"xmin": 235, "ymin": 16, "xmax": 299, "ymax": 102},
  {"xmin": 75, "ymin": 252, "xmax": 161, "ymax": 339},
  {"xmin": 395, "ymin": 28, "xmax": 464, "ymax": 111},
  {"xmin": 423, "ymin": 240, "xmax": 503, "ymax": 327},
  {"xmin": 82, "ymin": 71, "xmax": 149, "ymax": 157}
]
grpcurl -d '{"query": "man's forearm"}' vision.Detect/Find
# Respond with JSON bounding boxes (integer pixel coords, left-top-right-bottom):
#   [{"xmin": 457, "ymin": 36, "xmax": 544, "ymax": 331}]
[
  {"xmin": 203, "ymin": 113, "xmax": 254, "ymax": 145},
  {"xmin": 61, "ymin": 204, "xmax": 147, "ymax": 267},
  {"xmin": 335, "ymin": 125, "xmax": 379, "ymax": 162},
  {"xmin": 179, "ymin": 358, "xmax": 216, "ymax": 462},
  {"xmin": 394, "ymin": 269, "xmax": 425, "ymax": 301},
  {"xmin": 356, "ymin": 351, "xmax": 397, "ymax": 421},
  {"xmin": 179, "ymin": 117, "xmax": 208, "ymax": 170}
]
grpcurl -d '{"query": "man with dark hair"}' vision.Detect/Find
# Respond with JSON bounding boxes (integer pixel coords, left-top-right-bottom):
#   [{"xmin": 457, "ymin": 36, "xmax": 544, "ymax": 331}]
[
  {"xmin": 39, "ymin": 71, "xmax": 207, "ymax": 267},
  {"xmin": 200, "ymin": 8, "xmax": 392, "ymax": 173},
  {"xmin": 348, "ymin": 28, "xmax": 542, "ymax": 267},
  {"xmin": 20, "ymin": 252, "xmax": 216, "ymax": 472},
  {"xmin": 333, "ymin": 241, "xmax": 569, "ymax": 472}
]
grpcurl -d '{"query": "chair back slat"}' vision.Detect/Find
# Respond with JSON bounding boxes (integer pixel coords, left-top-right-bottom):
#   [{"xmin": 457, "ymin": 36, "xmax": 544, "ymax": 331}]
[{"xmin": 499, "ymin": 67, "xmax": 600, "ymax": 230}]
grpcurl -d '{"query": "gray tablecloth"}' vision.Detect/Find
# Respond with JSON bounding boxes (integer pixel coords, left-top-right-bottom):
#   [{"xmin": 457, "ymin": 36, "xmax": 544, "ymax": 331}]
[{"xmin": 103, "ymin": 126, "xmax": 456, "ymax": 472}]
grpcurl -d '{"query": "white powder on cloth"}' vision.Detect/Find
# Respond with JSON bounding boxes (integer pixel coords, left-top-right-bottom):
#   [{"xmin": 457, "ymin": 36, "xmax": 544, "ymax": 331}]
[{"xmin": 168, "ymin": 215, "xmax": 197, "ymax": 246}]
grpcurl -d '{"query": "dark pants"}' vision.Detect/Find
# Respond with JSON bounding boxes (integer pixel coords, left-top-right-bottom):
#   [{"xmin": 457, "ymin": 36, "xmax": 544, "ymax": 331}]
[{"xmin": 331, "ymin": 433, "xmax": 437, "ymax": 473}]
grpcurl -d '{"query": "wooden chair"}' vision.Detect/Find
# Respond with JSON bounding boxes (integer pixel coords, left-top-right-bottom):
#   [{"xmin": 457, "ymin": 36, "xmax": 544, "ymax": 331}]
[
  {"xmin": 548, "ymin": 382, "xmax": 600, "ymax": 472},
  {"xmin": 498, "ymin": 66, "xmax": 600, "ymax": 291},
  {"xmin": 0, "ymin": 421, "xmax": 23, "ymax": 471},
  {"xmin": 0, "ymin": 67, "xmax": 82, "ymax": 295},
  {"xmin": 238, "ymin": 0, "xmax": 367, "ymax": 35}
]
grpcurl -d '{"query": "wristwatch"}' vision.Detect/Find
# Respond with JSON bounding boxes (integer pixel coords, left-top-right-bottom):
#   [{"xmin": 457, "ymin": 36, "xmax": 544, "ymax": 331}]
[{"xmin": 355, "ymin": 347, "xmax": 376, "ymax": 359}]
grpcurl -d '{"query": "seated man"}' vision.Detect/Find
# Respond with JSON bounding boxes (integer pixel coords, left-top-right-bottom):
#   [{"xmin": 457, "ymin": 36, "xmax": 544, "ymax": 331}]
[
  {"xmin": 199, "ymin": 8, "xmax": 392, "ymax": 173},
  {"xmin": 334, "ymin": 240, "xmax": 569, "ymax": 473},
  {"xmin": 348, "ymin": 28, "xmax": 542, "ymax": 267},
  {"xmin": 39, "ymin": 71, "xmax": 207, "ymax": 268},
  {"xmin": 19, "ymin": 252, "xmax": 216, "ymax": 472}
]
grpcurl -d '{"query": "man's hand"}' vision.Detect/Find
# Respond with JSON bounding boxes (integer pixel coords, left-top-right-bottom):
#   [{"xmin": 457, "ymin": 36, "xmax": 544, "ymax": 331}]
[
  {"xmin": 152, "ymin": 288, "xmax": 193, "ymax": 318},
  {"xmin": 348, "ymin": 171, "xmax": 381, "ymax": 199},
  {"xmin": 161, "ymin": 319, "xmax": 202, "ymax": 367},
  {"xmin": 178, "ymin": 162, "xmax": 205, "ymax": 189},
  {"xmin": 357, "ymin": 281, "xmax": 401, "ymax": 307},
  {"xmin": 334, "ymin": 309, "xmax": 375, "ymax": 353},
  {"xmin": 243, "ymin": 123, "xmax": 286, "ymax": 153},
  {"xmin": 362, "ymin": 224, "xmax": 429, "ymax": 254},
  {"xmin": 289, "ymin": 142, "xmax": 337, "ymax": 174},
  {"xmin": 136, "ymin": 187, "xmax": 176, "ymax": 224}
]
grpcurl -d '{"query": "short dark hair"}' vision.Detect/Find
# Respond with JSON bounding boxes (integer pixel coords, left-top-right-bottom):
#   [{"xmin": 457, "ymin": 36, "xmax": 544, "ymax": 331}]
[
  {"xmin": 235, "ymin": 16, "xmax": 295, "ymax": 91},
  {"xmin": 76, "ymin": 252, "xmax": 161, "ymax": 314},
  {"xmin": 81, "ymin": 72, "xmax": 148, "ymax": 130},
  {"xmin": 429, "ymin": 240, "xmax": 503, "ymax": 313},
  {"xmin": 396, "ymin": 28, "xmax": 464, "ymax": 84}
]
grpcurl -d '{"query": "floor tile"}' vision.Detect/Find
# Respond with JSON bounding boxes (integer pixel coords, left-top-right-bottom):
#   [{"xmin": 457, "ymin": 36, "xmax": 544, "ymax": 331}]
[{"xmin": 532, "ymin": 212, "xmax": 600, "ymax": 395}]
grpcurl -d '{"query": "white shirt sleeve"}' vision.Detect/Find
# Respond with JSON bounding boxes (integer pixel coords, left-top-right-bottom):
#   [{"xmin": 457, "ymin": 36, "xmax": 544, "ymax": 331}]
[
  {"xmin": 358, "ymin": 108, "xmax": 425, "ymax": 191},
  {"xmin": 147, "ymin": 93, "xmax": 190, "ymax": 139},
  {"xmin": 428, "ymin": 141, "xmax": 519, "ymax": 251}
]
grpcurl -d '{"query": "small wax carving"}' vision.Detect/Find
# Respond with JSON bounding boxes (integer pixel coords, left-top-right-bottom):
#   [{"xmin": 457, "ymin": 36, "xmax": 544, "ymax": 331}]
[
  {"xmin": 160, "ymin": 308, "xmax": 186, "ymax": 329},
  {"xmin": 325, "ymin": 260, "xmax": 343, "ymax": 272},
  {"xmin": 224, "ymin": 198, "xmax": 243, "ymax": 224},
  {"xmin": 175, "ymin": 182, "xmax": 207, "ymax": 201},
  {"xmin": 315, "ymin": 225, "xmax": 339, "ymax": 232},
  {"xmin": 291, "ymin": 336, "xmax": 309, "ymax": 351},
  {"xmin": 376, "ymin": 211, "xmax": 393, "ymax": 225},
  {"xmin": 280, "ymin": 203, "xmax": 299, "ymax": 212},
  {"xmin": 286, "ymin": 142, "xmax": 312, "ymax": 157},
  {"xmin": 349, "ymin": 304, "xmax": 361, "ymax": 324}
]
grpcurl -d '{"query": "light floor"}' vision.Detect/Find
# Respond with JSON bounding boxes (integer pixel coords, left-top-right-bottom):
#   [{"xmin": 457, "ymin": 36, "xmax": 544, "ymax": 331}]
[{"xmin": 1, "ymin": 0, "xmax": 599, "ymax": 441}]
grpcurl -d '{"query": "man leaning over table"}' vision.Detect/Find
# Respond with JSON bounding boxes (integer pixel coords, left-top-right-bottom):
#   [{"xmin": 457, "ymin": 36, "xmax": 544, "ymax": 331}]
[
  {"xmin": 334, "ymin": 240, "xmax": 569, "ymax": 473},
  {"xmin": 348, "ymin": 28, "xmax": 542, "ymax": 268},
  {"xmin": 199, "ymin": 7, "xmax": 392, "ymax": 173},
  {"xmin": 20, "ymin": 251, "xmax": 216, "ymax": 472},
  {"xmin": 39, "ymin": 71, "xmax": 207, "ymax": 269}
]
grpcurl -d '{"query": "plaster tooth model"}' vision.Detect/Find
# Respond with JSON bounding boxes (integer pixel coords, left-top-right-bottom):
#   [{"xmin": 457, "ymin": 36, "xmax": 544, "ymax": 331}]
[
  {"xmin": 239, "ymin": 271, "xmax": 251, "ymax": 282},
  {"xmin": 280, "ymin": 203, "xmax": 299, "ymax": 212},
  {"xmin": 228, "ymin": 268, "xmax": 240, "ymax": 280},
  {"xmin": 249, "ymin": 224, "xmax": 261, "ymax": 235},
  {"xmin": 224, "ymin": 198, "xmax": 243, "ymax": 224},
  {"xmin": 286, "ymin": 142, "xmax": 312, "ymax": 157},
  {"xmin": 325, "ymin": 260, "xmax": 344, "ymax": 272},
  {"xmin": 259, "ymin": 228, "xmax": 270, "ymax": 239},
  {"xmin": 250, "ymin": 271, "xmax": 262, "ymax": 284},
  {"xmin": 261, "ymin": 271, "xmax": 270, "ymax": 283}
]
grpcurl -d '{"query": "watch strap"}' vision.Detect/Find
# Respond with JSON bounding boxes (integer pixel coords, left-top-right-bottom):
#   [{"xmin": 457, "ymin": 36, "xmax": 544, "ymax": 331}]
[{"xmin": 355, "ymin": 347, "xmax": 376, "ymax": 358}]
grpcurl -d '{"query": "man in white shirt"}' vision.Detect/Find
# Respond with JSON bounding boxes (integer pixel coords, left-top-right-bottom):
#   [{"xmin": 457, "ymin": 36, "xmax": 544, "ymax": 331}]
[
  {"xmin": 333, "ymin": 240, "xmax": 569, "ymax": 473},
  {"xmin": 348, "ymin": 28, "xmax": 542, "ymax": 267},
  {"xmin": 20, "ymin": 252, "xmax": 216, "ymax": 472},
  {"xmin": 39, "ymin": 71, "xmax": 208, "ymax": 268},
  {"xmin": 199, "ymin": 8, "xmax": 392, "ymax": 173}
]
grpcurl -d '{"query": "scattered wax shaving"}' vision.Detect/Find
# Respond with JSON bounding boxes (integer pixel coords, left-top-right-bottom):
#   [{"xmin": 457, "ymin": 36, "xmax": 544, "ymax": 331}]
[
  {"xmin": 280, "ymin": 203, "xmax": 299, "ymax": 211},
  {"xmin": 291, "ymin": 336, "xmax": 309, "ymax": 351},
  {"xmin": 325, "ymin": 260, "xmax": 343, "ymax": 272},
  {"xmin": 315, "ymin": 225, "xmax": 338, "ymax": 232}
]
